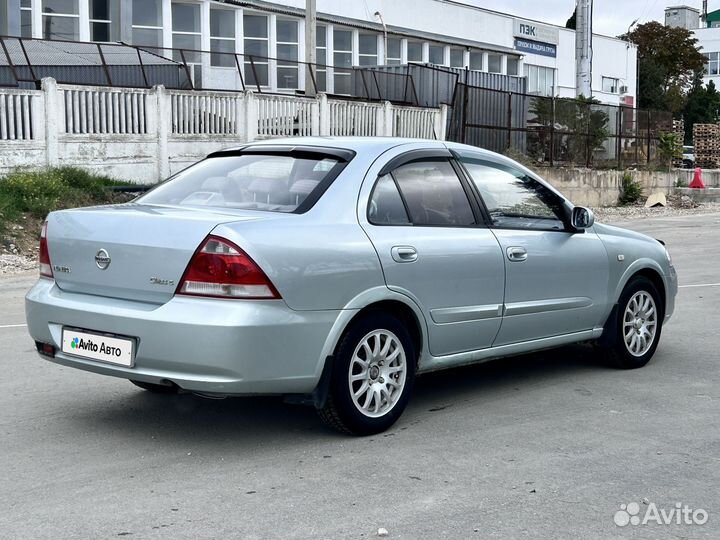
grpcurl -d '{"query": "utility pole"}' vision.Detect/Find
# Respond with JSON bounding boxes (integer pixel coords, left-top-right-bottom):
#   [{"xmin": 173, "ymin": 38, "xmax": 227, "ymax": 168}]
[
  {"xmin": 305, "ymin": 0, "xmax": 317, "ymax": 96},
  {"xmin": 575, "ymin": 0, "xmax": 593, "ymax": 98}
]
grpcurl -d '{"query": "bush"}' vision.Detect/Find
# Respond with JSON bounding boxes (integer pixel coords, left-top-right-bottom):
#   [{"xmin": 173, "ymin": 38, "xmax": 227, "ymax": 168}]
[
  {"xmin": 618, "ymin": 172, "xmax": 644, "ymax": 206},
  {"xmin": 0, "ymin": 167, "xmax": 128, "ymax": 232}
]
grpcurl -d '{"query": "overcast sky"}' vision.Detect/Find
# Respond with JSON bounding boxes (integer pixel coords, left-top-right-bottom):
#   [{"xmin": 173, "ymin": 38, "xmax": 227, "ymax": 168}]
[{"xmin": 457, "ymin": 0, "xmax": 706, "ymax": 37}]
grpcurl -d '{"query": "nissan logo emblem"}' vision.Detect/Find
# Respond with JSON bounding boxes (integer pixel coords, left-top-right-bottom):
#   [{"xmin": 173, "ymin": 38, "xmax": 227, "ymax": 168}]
[{"xmin": 95, "ymin": 249, "xmax": 111, "ymax": 270}]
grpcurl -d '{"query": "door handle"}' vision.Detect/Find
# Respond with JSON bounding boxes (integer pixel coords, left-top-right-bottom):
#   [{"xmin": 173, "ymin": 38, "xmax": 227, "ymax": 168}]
[
  {"xmin": 391, "ymin": 246, "xmax": 418, "ymax": 263},
  {"xmin": 506, "ymin": 246, "xmax": 527, "ymax": 262}
]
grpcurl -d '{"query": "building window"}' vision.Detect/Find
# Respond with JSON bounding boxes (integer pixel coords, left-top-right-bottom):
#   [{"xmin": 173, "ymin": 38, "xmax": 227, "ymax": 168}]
[
  {"xmin": 90, "ymin": 0, "xmax": 119, "ymax": 42},
  {"xmin": 487, "ymin": 53, "xmax": 502, "ymax": 73},
  {"xmin": 358, "ymin": 33, "xmax": 378, "ymax": 66},
  {"xmin": 386, "ymin": 37, "xmax": 401, "ymax": 64},
  {"xmin": 407, "ymin": 41, "xmax": 423, "ymax": 62},
  {"xmin": 277, "ymin": 19, "xmax": 299, "ymax": 89},
  {"xmin": 602, "ymin": 76, "xmax": 619, "ymax": 93},
  {"xmin": 172, "ymin": 2, "xmax": 201, "ymax": 63},
  {"xmin": 525, "ymin": 64, "xmax": 555, "ymax": 96},
  {"xmin": 21, "ymin": 0, "xmax": 32, "ymax": 37},
  {"xmin": 507, "ymin": 57, "xmax": 519, "ymax": 76},
  {"xmin": 705, "ymin": 52, "xmax": 719, "ymax": 75},
  {"xmin": 132, "ymin": 0, "xmax": 163, "ymax": 49},
  {"xmin": 333, "ymin": 28, "xmax": 353, "ymax": 94},
  {"xmin": 469, "ymin": 51, "xmax": 483, "ymax": 71},
  {"xmin": 315, "ymin": 25, "xmax": 327, "ymax": 92},
  {"xmin": 428, "ymin": 44, "xmax": 445, "ymax": 65},
  {"xmin": 450, "ymin": 48, "xmax": 464, "ymax": 68},
  {"xmin": 244, "ymin": 13, "xmax": 269, "ymax": 87},
  {"xmin": 210, "ymin": 8, "xmax": 235, "ymax": 67},
  {"xmin": 42, "ymin": 0, "xmax": 79, "ymax": 40}
]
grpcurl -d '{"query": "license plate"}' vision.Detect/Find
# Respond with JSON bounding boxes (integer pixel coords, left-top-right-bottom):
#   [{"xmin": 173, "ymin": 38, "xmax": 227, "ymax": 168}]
[{"xmin": 61, "ymin": 328, "xmax": 135, "ymax": 367}]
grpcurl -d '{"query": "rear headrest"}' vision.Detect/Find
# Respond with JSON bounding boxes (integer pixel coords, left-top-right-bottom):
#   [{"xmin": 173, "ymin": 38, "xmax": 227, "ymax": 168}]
[
  {"xmin": 201, "ymin": 176, "xmax": 227, "ymax": 190},
  {"xmin": 289, "ymin": 179, "xmax": 320, "ymax": 194}
]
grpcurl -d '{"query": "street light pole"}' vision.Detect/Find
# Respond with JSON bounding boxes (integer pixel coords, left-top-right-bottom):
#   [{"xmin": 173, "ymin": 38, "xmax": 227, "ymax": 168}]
[{"xmin": 305, "ymin": 0, "xmax": 317, "ymax": 96}]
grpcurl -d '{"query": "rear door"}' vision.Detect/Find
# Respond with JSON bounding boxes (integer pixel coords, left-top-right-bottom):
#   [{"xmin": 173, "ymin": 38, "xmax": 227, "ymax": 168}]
[
  {"xmin": 455, "ymin": 151, "xmax": 610, "ymax": 346},
  {"xmin": 359, "ymin": 149, "xmax": 505, "ymax": 357}
]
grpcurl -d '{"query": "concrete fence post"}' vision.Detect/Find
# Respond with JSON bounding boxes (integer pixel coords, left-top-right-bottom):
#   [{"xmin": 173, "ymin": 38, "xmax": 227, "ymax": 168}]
[
  {"xmin": 311, "ymin": 95, "xmax": 321, "ymax": 136},
  {"xmin": 152, "ymin": 85, "xmax": 170, "ymax": 181},
  {"xmin": 436, "ymin": 104, "xmax": 448, "ymax": 141},
  {"xmin": 245, "ymin": 91, "xmax": 258, "ymax": 142},
  {"xmin": 318, "ymin": 93, "xmax": 330, "ymax": 136},
  {"xmin": 382, "ymin": 101, "xmax": 394, "ymax": 136},
  {"xmin": 41, "ymin": 77, "xmax": 59, "ymax": 166},
  {"xmin": 235, "ymin": 92, "xmax": 245, "ymax": 139}
]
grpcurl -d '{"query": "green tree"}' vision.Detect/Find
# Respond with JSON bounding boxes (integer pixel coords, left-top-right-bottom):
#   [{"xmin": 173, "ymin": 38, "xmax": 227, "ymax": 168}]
[
  {"xmin": 683, "ymin": 72, "xmax": 720, "ymax": 142},
  {"xmin": 528, "ymin": 95, "xmax": 609, "ymax": 165},
  {"xmin": 566, "ymin": 8, "xmax": 576, "ymax": 30},
  {"xmin": 624, "ymin": 21, "xmax": 706, "ymax": 112}
]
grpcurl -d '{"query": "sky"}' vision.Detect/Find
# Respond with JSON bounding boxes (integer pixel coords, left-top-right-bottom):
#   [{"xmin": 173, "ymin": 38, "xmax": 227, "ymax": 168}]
[{"xmin": 457, "ymin": 0, "xmax": 707, "ymax": 37}]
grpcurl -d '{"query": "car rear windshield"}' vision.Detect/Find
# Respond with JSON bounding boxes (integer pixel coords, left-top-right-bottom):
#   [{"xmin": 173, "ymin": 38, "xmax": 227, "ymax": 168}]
[{"xmin": 138, "ymin": 152, "xmax": 347, "ymax": 213}]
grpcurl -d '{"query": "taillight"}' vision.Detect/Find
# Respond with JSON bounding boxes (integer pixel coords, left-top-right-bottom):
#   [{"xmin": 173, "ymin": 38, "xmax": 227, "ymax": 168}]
[
  {"xmin": 177, "ymin": 236, "xmax": 280, "ymax": 299},
  {"xmin": 39, "ymin": 221, "xmax": 53, "ymax": 278}
]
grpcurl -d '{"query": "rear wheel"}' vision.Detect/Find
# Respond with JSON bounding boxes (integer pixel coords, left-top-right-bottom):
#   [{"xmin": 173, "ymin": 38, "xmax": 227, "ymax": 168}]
[
  {"xmin": 318, "ymin": 313, "xmax": 416, "ymax": 435},
  {"xmin": 600, "ymin": 276, "xmax": 663, "ymax": 369},
  {"xmin": 130, "ymin": 380, "xmax": 180, "ymax": 394}
]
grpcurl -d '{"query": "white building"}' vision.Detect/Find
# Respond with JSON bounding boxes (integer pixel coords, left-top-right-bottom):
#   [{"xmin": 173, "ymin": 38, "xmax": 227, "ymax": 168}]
[{"xmin": 0, "ymin": 0, "xmax": 637, "ymax": 105}]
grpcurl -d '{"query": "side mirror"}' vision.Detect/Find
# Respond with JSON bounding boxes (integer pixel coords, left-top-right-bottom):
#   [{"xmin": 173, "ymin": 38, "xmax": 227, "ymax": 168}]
[{"xmin": 571, "ymin": 206, "xmax": 595, "ymax": 230}]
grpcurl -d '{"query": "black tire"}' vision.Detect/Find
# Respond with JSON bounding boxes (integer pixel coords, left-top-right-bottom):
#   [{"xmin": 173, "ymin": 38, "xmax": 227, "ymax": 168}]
[
  {"xmin": 600, "ymin": 276, "xmax": 664, "ymax": 369},
  {"xmin": 130, "ymin": 380, "xmax": 180, "ymax": 394},
  {"xmin": 318, "ymin": 313, "xmax": 416, "ymax": 436}
]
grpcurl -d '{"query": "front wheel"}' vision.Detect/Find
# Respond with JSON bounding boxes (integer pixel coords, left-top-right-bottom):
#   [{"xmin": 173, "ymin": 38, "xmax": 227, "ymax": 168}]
[
  {"xmin": 600, "ymin": 276, "xmax": 664, "ymax": 369},
  {"xmin": 318, "ymin": 313, "xmax": 416, "ymax": 435}
]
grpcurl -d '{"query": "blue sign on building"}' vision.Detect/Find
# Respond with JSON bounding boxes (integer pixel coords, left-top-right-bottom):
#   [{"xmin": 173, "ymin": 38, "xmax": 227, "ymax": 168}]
[{"xmin": 514, "ymin": 38, "xmax": 557, "ymax": 58}]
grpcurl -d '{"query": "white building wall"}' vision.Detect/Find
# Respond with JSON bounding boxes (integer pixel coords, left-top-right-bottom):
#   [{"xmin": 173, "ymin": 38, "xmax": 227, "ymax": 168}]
[{"xmin": 693, "ymin": 28, "xmax": 720, "ymax": 87}]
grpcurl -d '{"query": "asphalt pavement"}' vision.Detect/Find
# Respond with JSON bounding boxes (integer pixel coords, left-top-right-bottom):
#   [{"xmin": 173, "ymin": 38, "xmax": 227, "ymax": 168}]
[{"xmin": 1, "ymin": 213, "xmax": 718, "ymax": 539}]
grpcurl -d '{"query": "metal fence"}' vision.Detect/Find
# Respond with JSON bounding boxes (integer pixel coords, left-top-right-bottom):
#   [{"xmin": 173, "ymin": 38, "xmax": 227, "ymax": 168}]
[
  {"xmin": 448, "ymin": 83, "xmax": 673, "ymax": 168},
  {"xmin": 0, "ymin": 35, "xmax": 420, "ymax": 104},
  {"xmin": 360, "ymin": 64, "xmax": 526, "ymax": 108}
]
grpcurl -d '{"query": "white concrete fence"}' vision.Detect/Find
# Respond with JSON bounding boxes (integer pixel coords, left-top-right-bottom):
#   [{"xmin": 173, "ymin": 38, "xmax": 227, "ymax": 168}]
[{"xmin": 0, "ymin": 78, "xmax": 447, "ymax": 183}]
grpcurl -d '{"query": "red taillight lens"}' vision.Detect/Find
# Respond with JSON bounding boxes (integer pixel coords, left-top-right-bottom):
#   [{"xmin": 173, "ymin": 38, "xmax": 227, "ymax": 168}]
[
  {"xmin": 39, "ymin": 221, "xmax": 53, "ymax": 278},
  {"xmin": 177, "ymin": 236, "xmax": 280, "ymax": 299}
]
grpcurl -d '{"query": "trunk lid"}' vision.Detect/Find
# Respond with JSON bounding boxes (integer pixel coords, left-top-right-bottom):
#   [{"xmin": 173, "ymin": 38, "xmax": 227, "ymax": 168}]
[{"xmin": 46, "ymin": 204, "xmax": 275, "ymax": 304}]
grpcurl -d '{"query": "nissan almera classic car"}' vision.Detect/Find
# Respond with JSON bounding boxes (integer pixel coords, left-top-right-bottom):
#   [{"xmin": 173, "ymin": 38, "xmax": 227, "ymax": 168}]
[{"xmin": 26, "ymin": 137, "xmax": 677, "ymax": 435}]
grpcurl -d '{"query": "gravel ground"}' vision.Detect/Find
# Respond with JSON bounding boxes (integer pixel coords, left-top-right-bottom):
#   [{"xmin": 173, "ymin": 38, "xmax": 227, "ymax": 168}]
[
  {"xmin": 592, "ymin": 202, "xmax": 720, "ymax": 221},
  {"xmin": 2, "ymin": 202, "xmax": 719, "ymax": 276},
  {"xmin": 0, "ymin": 254, "xmax": 37, "ymax": 275}
]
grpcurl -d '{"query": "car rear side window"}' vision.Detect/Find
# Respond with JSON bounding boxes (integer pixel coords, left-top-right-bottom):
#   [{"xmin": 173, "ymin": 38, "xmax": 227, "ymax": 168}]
[
  {"xmin": 391, "ymin": 159, "xmax": 475, "ymax": 227},
  {"xmin": 369, "ymin": 174, "xmax": 411, "ymax": 225},
  {"xmin": 138, "ymin": 153, "xmax": 345, "ymax": 213}
]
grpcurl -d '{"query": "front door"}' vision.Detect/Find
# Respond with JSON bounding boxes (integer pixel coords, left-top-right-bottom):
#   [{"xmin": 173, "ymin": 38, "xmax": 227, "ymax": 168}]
[
  {"xmin": 360, "ymin": 152, "xmax": 506, "ymax": 357},
  {"xmin": 456, "ymin": 152, "xmax": 610, "ymax": 346}
]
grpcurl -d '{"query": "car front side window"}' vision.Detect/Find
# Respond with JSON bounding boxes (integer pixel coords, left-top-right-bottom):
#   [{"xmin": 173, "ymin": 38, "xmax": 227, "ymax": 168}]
[{"xmin": 460, "ymin": 158, "xmax": 566, "ymax": 231}]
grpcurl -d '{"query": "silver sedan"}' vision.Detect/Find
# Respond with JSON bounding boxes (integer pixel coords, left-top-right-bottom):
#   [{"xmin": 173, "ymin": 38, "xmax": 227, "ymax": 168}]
[{"xmin": 26, "ymin": 138, "xmax": 677, "ymax": 435}]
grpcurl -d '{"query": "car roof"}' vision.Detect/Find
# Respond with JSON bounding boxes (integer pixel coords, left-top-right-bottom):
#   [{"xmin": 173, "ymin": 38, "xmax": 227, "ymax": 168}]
[{"xmin": 217, "ymin": 136, "xmax": 502, "ymax": 159}]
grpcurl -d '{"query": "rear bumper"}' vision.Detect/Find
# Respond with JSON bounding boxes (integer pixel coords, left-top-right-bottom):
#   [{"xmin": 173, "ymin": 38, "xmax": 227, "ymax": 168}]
[{"xmin": 25, "ymin": 278, "xmax": 343, "ymax": 395}]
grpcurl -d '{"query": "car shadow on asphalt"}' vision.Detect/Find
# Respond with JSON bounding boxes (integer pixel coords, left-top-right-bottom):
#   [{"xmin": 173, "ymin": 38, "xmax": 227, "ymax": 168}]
[{"xmin": 66, "ymin": 343, "xmax": 613, "ymax": 444}]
